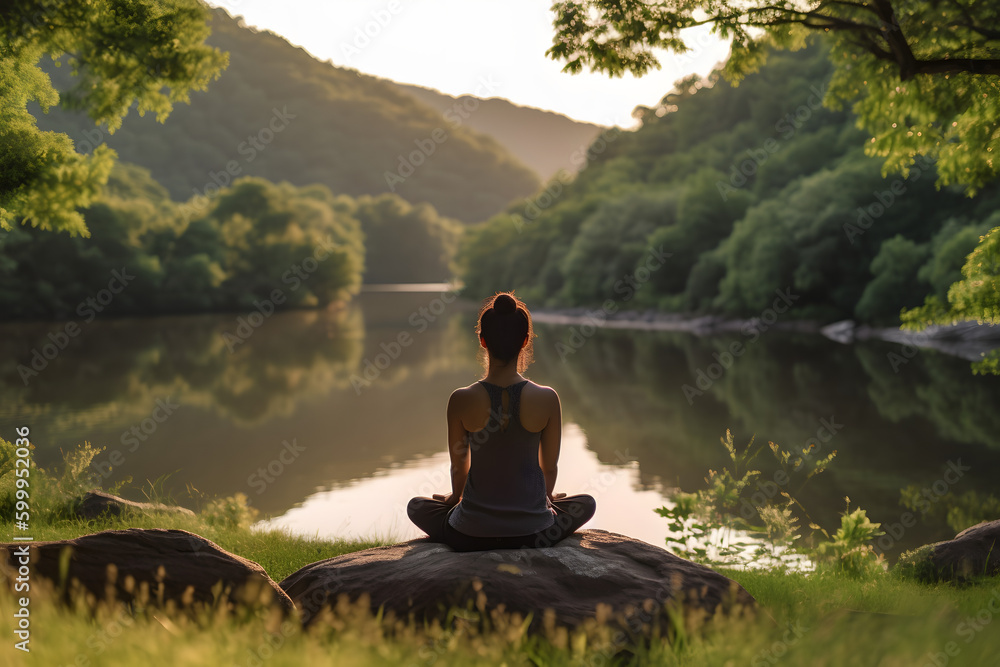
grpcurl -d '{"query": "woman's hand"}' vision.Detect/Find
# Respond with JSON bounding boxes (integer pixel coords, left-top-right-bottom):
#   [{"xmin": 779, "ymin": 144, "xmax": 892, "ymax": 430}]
[
  {"xmin": 547, "ymin": 492, "xmax": 567, "ymax": 515},
  {"xmin": 433, "ymin": 492, "xmax": 460, "ymax": 507}
]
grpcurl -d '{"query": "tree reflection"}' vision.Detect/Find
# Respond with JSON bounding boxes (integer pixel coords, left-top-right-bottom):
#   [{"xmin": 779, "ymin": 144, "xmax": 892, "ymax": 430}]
[
  {"xmin": 1, "ymin": 307, "xmax": 363, "ymax": 457},
  {"xmin": 530, "ymin": 323, "xmax": 1000, "ymax": 545}
]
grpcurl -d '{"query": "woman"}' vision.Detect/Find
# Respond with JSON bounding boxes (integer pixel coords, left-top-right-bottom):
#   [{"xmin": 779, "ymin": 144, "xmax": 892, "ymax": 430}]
[{"xmin": 407, "ymin": 291, "xmax": 596, "ymax": 552}]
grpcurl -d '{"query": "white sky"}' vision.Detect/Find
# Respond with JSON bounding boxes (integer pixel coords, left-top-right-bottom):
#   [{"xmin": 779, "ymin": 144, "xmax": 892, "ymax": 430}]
[{"xmin": 206, "ymin": 0, "xmax": 732, "ymax": 127}]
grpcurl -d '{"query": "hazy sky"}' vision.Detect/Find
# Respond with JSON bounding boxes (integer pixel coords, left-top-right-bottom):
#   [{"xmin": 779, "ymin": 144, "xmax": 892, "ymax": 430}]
[{"xmin": 206, "ymin": 0, "xmax": 731, "ymax": 127}]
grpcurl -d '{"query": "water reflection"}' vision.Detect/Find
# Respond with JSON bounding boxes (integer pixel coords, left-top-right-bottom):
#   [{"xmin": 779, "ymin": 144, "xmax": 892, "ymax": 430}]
[
  {"xmin": 534, "ymin": 324, "xmax": 1000, "ymax": 547},
  {"xmin": 2, "ymin": 293, "xmax": 999, "ymax": 558},
  {"xmin": 260, "ymin": 424, "xmax": 672, "ymax": 546}
]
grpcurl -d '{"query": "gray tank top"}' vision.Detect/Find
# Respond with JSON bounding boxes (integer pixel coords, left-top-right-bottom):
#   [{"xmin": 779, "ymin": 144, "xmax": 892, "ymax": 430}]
[{"xmin": 447, "ymin": 380, "xmax": 555, "ymax": 537}]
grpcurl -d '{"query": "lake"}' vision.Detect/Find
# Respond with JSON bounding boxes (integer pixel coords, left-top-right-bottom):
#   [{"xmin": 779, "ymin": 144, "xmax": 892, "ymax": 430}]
[{"xmin": 4, "ymin": 288, "xmax": 1000, "ymax": 559}]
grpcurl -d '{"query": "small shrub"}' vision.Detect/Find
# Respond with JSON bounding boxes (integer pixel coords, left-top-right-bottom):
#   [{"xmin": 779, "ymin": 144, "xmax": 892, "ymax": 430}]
[
  {"xmin": 201, "ymin": 492, "xmax": 260, "ymax": 529},
  {"xmin": 656, "ymin": 430, "xmax": 886, "ymax": 575}
]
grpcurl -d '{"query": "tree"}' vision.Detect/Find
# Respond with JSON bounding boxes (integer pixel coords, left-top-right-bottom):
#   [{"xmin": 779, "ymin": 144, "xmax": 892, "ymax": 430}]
[
  {"xmin": 855, "ymin": 234, "xmax": 930, "ymax": 324},
  {"xmin": 0, "ymin": 0, "xmax": 227, "ymax": 236},
  {"xmin": 547, "ymin": 0, "xmax": 1000, "ymax": 190},
  {"xmin": 352, "ymin": 194, "xmax": 461, "ymax": 284},
  {"xmin": 902, "ymin": 225, "xmax": 1000, "ymax": 329},
  {"xmin": 547, "ymin": 0, "xmax": 1000, "ymax": 327}
]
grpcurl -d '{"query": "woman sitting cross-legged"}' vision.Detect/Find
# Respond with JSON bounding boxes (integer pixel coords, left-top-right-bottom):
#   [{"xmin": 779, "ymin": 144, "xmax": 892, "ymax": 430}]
[{"xmin": 406, "ymin": 291, "xmax": 596, "ymax": 552}]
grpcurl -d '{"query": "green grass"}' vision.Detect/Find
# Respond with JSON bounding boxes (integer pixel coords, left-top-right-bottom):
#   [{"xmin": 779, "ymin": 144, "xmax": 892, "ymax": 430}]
[
  {"xmin": 3, "ymin": 510, "xmax": 1000, "ymax": 666},
  {"xmin": 3, "ymin": 441, "xmax": 1000, "ymax": 665},
  {"xmin": 15, "ymin": 514, "xmax": 389, "ymax": 583}
]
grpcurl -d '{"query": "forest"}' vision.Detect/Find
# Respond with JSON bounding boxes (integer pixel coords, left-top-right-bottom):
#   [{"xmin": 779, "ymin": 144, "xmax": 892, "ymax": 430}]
[
  {"xmin": 459, "ymin": 41, "xmax": 1000, "ymax": 326},
  {"xmin": 5, "ymin": 5, "xmax": 998, "ymax": 330},
  {"xmin": 0, "ymin": 163, "xmax": 461, "ymax": 319},
  {"xmin": 3, "ymin": 3, "xmax": 1000, "ymax": 665},
  {"xmin": 29, "ymin": 8, "xmax": 542, "ymax": 225}
]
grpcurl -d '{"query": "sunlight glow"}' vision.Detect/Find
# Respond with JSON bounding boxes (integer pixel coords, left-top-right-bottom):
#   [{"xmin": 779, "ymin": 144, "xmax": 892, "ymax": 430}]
[{"xmin": 206, "ymin": 0, "xmax": 731, "ymax": 126}]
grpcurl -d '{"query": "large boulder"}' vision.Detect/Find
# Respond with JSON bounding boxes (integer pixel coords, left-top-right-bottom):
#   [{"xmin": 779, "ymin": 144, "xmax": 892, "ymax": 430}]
[
  {"xmin": 0, "ymin": 529, "xmax": 293, "ymax": 612},
  {"xmin": 72, "ymin": 490, "xmax": 196, "ymax": 520},
  {"xmin": 279, "ymin": 529, "xmax": 756, "ymax": 635},
  {"xmin": 897, "ymin": 519, "xmax": 1000, "ymax": 582}
]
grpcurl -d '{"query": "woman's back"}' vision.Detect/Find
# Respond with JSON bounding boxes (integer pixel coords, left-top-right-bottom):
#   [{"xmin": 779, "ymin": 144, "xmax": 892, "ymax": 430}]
[
  {"xmin": 450, "ymin": 379, "xmax": 555, "ymax": 433},
  {"xmin": 405, "ymin": 290, "xmax": 595, "ymax": 551},
  {"xmin": 446, "ymin": 380, "xmax": 555, "ymax": 537}
]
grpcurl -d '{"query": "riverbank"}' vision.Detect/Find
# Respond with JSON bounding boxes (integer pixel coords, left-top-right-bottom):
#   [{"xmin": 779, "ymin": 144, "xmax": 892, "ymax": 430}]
[
  {"xmin": 4, "ymin": 437, "xmax": 1000, "ymax": 666},
  {"xmin": 4, "ymin": 505, "xmax": 1000, "ymax": 666},
  {"xmin": 532, "ymin": 308, "xmax": 1000, "ymax": 361}
]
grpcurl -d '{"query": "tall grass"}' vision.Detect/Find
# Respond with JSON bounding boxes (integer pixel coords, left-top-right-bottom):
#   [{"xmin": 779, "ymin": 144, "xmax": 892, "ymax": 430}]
[{"xmin": 3, "ymin": 439, "xmax": 1000, "ymax": 665}]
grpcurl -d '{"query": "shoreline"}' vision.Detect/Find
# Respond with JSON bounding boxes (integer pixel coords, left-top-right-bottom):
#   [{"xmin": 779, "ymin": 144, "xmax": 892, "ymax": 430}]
[{"xmin": 532, "ymin": 308, "xmax": 1000, "ymax": 362}]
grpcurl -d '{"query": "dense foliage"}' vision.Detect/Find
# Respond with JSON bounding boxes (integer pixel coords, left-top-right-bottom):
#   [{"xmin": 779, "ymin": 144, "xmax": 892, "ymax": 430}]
[
  {"xmin": 459, "ymin": 42, "xmax": 1000, "ymax": 324},
  {"xmin": 549, "ymin": 0, "xmax": 1000, "ymax": 193},
  {"xmin": 353, "ymin": 195, "xmax": 460, "ymax": 284},
  {"xmin": 0, "ymin": 0, "xmax": 227, "ymax": 235},
  {"xmin": 30, "ymin": 8, "xmax": 540, "ymax": 224},
  {"xmin": 0, "ymin": 163, "xmax": 457, "ymax": 319}
]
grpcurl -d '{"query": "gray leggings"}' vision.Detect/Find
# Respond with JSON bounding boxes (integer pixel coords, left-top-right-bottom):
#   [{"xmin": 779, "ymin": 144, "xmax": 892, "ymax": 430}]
[{"xmin": 406, "ymin": 494, "xmax": 597, "ymax": 552}]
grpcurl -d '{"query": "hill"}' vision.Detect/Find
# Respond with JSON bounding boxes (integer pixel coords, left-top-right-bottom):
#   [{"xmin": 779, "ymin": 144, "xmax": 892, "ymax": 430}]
[
  {"xmin": 31, "ymin": 8, "xmax": 539, "ymax": 224},
  {"xmin": 394, "ymin": 83, "xmax": 605, "ymax": 180},
  {"xmin": 458, "ymin": 39, "xmax": 1000, "ymax": 325}
]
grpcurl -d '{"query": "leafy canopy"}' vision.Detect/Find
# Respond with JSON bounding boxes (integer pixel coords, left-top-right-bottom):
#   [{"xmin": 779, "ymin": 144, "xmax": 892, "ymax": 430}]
[
  {"xmin": 0, "ymin": 0, "xmax": 227, "ymax": 235},
  {"xmin": 547, "ymin": 0, "xmax": 1000, "ymax": 345},
  {"xmin": 547, "ymin": 0, "xmax": 1000, "ymax": 192}
]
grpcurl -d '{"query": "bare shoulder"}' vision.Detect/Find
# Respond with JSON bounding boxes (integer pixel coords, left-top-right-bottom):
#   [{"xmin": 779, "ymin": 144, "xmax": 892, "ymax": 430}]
[
  {"xmin": 448, "ymin": 383, "xmax": 484, "ymax": 409},
  {"xmin": 522, "ymin": 380, "xmax": 560, "ymax": 406}
]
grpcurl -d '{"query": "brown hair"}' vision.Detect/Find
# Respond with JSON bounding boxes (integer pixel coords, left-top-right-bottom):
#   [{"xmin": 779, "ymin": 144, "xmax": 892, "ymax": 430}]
[{"xmin": 476, "ymin": 291, "xmax": 534, "ymax": 373}]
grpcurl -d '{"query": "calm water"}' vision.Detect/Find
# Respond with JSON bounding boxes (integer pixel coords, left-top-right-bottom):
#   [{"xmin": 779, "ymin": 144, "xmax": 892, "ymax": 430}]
[{"xmin": 3, "ymin": 290, "xmax": 1000, "ymax": 557}]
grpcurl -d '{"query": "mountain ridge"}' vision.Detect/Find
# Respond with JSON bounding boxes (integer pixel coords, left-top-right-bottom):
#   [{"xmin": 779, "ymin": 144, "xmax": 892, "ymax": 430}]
[
  {"xmin": 392, "ymin": 82, "xmax": 607, "ymax": 180},
  {"xmin": 30, "ymin": 8, "xmax": 542, "ymax": 223}
]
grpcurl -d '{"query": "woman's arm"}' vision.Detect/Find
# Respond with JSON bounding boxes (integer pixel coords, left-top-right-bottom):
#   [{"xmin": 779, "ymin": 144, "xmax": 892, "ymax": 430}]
[
  {"xmin": 435, "ymin": 389, "xmax": 470, "ymax": 506},
  {"xmin": 538, "ymin": 388, "xmax": 562, "ymax": 501}
]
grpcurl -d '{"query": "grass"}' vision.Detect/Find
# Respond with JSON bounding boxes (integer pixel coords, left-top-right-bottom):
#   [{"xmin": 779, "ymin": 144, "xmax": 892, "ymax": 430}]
[
  {"xmin": 3, "ymin": 441, "xmax": 1000, "ymax": 665},
  {"xmin": 14, "ymin": 513, "xmax": 389, "ymax": 583},
  {"xmin": 3, "ymin": 509, "xmax": 1000, "ymax": 666}
]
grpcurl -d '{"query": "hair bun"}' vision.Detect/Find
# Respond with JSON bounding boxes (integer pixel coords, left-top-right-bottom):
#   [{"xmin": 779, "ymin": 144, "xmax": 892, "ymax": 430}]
[{"xmin": 492, "ymin": 293, "xmax": 517, "ymax": 315}]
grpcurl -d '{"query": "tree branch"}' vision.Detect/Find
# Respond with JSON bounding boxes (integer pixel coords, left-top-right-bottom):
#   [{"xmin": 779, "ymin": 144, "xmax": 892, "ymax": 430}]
[
  {"xmin": 868, "ymin": 0, "xmax": 920, "ymax": 78},
  {"xmin": 913, "ymin": 58, "xmax": 1000, "ymax": 76},
  {"xmin": 815, "ymin": 0, "xmax": 879, "ymax": 15},
  {"xmin": 952, "ymin": 22, "xmax": 1000, "ymax": 41}
]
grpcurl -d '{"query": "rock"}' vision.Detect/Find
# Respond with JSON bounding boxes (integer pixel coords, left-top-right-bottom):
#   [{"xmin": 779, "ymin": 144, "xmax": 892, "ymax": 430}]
[
  {"xmin": 688, "ymin": 315, "xmax": 724, "ymax": 334},
  {"xmin": 820, "ymin": 319, "xmax": 856, "ymax": 344},
  {"xmin": 0, "ymin": 528, "xmax": 293, "ymax": 612},
  {"xmin": 279, "ymin": 529, "xmax": 755, "ymax": 635},
  {"xmin": 73, "ymin": 490, "xmax": 196, "ymax": 520},
  {"xmin": 897, "ymin": 519, "xmax": 1000, "ymax": 582},
  {"xmin": 923, "ymin": 320, "xmax": 1000, "ymax": 342}
]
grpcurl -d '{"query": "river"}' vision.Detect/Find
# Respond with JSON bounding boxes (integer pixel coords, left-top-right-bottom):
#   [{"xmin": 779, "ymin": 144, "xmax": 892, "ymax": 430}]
[{"xmin": 3, "ymin": 288, "xmax": 1000, "ymax": 559}]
